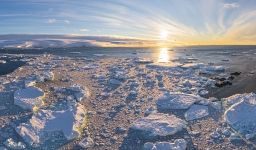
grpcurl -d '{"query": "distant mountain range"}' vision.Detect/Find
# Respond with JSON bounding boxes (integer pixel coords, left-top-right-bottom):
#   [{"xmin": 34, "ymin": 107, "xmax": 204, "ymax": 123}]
[
  {"xmin": 0, "ymin": 39, "xmax": 97, "ymax": 48},
  {"xmin": 0, "ymin": 34, "xmax": 150, "ymax": 48}
]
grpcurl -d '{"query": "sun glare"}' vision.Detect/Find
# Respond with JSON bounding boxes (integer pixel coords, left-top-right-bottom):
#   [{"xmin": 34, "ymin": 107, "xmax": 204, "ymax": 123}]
[{"xmin": 159, "ymin": 30, "xmax": 169, "ymax": 40}]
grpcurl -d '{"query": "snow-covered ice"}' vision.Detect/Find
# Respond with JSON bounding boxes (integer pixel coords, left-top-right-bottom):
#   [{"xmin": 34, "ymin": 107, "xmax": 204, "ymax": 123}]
[
  {"xmin": 157, "ymin": 92, "xmax": 205, "ymax": 110},
  {"xmin": 16, "ymin": 104, "xmax": 87, "ymax": 147},
  {"xmin": 224, "ymin": 93, "xmax": 256, "ymax": 136},
  {"xmin": 131, "ymin": 113, "xmax": 186, "ymax": 138},
  {"xmin": 185, "ymin": 104, "xmax": 209, "ymax": 121},
  {"xmin": 14, "ymin": 86, "xmax": 44, "ymax": 110}
]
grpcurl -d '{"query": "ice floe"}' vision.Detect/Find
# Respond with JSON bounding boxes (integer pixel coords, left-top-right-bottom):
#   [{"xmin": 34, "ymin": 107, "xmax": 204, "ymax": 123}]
[
  {"xmin": 157, "ymin": 92, "xmax": 205, "ymax": 110},
  {"xmin": 16, "ymin": 104, "xmax": 87, "ymax": 147},
  {"xmin": 131, "ymin": 113, "xmax": 186, "ymax": 138},
  {"xmin": 144, "ymin": 139, "xmax": 187, "ymax": 150},
  {"xmin": 184, "ymin": 104, "xmax": 209, "ymax": 121},
  {"xmin": 224, "ymin": 93, "xmax": 256, "ymax": 137},
  {"xmin": 14, "ymin": 86, "xmax": 44, "ymax": 110}
]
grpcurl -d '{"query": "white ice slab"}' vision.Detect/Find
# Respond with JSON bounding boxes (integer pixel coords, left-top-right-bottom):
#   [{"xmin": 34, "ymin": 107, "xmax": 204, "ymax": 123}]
[
  {"xmin": 14, "ymin": 86, "xmax": 44, "ymax": 110},
  {"xmin": 131, "ymin": 113, "xmax": 186, "ymax": 138},
  {"xmin": 184, "ymin": 104, "xmax": 209, "ymax": 121},
  {"xmin": 16, "ymin": 104, "xmax": 87, "ymax": 147},
  {"xmin": 224, "ymin": 93, "xmax": 256, "ymax": 136},
  {"xmin": 157, "ymin": 92, "xmax": 205, "ymax": 110}
]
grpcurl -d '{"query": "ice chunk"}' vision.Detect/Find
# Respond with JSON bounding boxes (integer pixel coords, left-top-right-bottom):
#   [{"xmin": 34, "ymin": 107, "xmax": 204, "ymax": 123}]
[
  {"xmin": 14, "ymin": 86, "xmax": 44, "ymax": 110},
  {"xmin": 93, "ymin": 54, "xmax": 107, "ymax": 57},
  {"xmin": 4, "ymin": 138, "xmax": 26, "ymax": 150},
  {"xmin": 16, "ymin": 104, "xmax": 87, "ymax": 147},
  {"xmin": 131, "ymin": 113, "xmax": 186, "ymax": 138},
  {"xmin": 224, "ymin": 93, "xmax": 256, "ymax": 136},
  {"xmin": 185, "ymin": 104, "xmax": 209, "ymax": 121},
  {"xmin": 222, "ymin": 93, "xmax": 246, "ymax": 106},
  {"xmin": 67, "ymin": 85, "xmax": 88, "ymax": 101},
  {"xmin": 79, "ymin": 136, "xmax": 94, "ymax": 148},
  {"xmin": 198, "ymin": 89, "xmax": 208, "ymax": 96},
  {"xmin": 181, "ymin": 63, "xmax": 204, "ymax": 69},
  {"xmin": 209, "ymin": 101, "xmax": 222, "ymax": 111},
  {"xmin": 83, "ymin": 64, "xmax": 99, "ymax": 70},
  {"xmin": 157, "ymin": 92, "xmax": 204, "ymax": 110},
  {"xmin": 144, "ymin": 139, "xmax": 187, "ymax": 150},
  {"xmin": 0, "ymin": 60, "xmax": 6, "ymax": 64},
  {"xmin": 199, "ymin": 66, "xmax": 225, "ymax": 74},
  {"xmin": 37, "ymin": 70, "xmax": 54, "ymax": 82},
  {"xmin": 135, "ymin": 58, "xmax": 153, "ymax": 64}
]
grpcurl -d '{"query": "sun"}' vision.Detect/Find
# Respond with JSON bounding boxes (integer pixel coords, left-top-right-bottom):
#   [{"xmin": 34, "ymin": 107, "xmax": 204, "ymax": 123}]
[{"xmin": 159, "ymin": 30, "xmax": 169, "ymax": 40}]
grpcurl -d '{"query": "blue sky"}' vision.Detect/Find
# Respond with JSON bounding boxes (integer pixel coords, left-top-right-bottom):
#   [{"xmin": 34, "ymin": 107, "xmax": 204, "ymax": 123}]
[{"xmin": 0, "ymin": 0, "xmax": 256, "ymax": 46}]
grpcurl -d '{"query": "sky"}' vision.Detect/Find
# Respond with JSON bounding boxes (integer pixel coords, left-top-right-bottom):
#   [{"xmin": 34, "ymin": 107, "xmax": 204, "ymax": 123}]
[{"xmin": 0, "ymin": 0, "xmax": 256, "ymax": 47}]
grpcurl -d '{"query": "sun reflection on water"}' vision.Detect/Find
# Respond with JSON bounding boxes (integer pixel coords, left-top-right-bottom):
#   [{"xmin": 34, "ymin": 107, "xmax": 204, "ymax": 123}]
[{"xmin": 158, "ymin": 48, "xmax": 170, "ymax": 63}]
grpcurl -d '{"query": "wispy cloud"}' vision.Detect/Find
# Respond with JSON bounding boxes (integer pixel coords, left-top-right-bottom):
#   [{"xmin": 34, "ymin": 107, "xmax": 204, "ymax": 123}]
[
  {"xmin": 223, "ymin": 3, "xmax": 239, "ymax": 9},
  {"xmin": 80, "ymin": 28, "xmax": 88, "ymax": 32},
  {"xmin": 47, "ymin": 18, "xmax": 57, "ymax": 24},
  {"xmin": 0, "ymin": 0, "xmax": 256, "ymax": 45},
  {"xmin": 0, "ymin": 34, "xmax": 156, "ymax": 48},
  {"xmin": 64, "ymin": 20, "xmax": 70, "ymax": 24}
]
